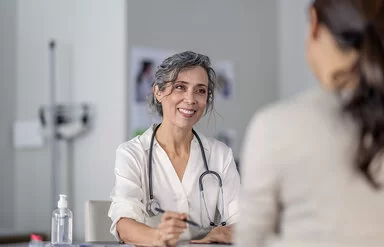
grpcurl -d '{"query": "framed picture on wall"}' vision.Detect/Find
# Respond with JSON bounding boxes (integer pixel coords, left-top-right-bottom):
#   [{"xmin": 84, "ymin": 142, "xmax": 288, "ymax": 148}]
[{"xmin": 129, "ymin": 47, "xmax": 173, "ymax": 137}]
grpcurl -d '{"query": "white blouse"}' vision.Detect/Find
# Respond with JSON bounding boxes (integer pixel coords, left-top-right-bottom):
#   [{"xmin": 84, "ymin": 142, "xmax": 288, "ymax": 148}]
[{"xmin": 108, "ymin": 126, "xmax": 240, "ymax": 241}]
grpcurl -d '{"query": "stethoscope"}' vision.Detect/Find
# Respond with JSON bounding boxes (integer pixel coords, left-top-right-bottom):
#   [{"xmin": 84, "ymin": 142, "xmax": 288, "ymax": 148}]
[{"xmin": 146, "ymin": 124, "xmax": 227, "ymax": 227}]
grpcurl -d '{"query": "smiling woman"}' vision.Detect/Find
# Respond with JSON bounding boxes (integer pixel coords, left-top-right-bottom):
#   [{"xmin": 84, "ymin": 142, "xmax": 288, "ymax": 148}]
[
  {"xmin": 153, "ymin": 66, "xmax": 209, "ymax": 131},
  {"xmin": 150, "ymin": 51, "xmax": 216, "ymax": 118},
  {"xmin": 108, "ymin": 51, "xmax": 240, "ymax": 247}
]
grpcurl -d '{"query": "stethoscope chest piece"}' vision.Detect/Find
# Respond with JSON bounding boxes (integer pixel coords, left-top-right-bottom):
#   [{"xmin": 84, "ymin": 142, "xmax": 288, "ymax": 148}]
[{"xmin": 147, "ymin": 198, "xmax": 161, "ymax": 217}]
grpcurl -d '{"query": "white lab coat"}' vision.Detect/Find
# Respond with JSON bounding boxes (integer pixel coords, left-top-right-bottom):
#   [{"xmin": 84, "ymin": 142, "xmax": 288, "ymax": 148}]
[{"xmin": 108, "ymin": 126, "xmax": 240, "ymax": 241}]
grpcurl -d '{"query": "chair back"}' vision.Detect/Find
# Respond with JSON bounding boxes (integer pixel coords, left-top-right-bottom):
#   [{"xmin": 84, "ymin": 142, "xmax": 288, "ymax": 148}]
[{"xmin": 84, "ymin": 200, "xmax": 116, "ymax": 242}]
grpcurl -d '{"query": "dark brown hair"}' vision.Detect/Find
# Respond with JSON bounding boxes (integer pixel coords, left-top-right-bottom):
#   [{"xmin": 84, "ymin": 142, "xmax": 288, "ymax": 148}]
[{"xmin": 313, "ymin": 0, "xmax": 384, "ymax": 188}]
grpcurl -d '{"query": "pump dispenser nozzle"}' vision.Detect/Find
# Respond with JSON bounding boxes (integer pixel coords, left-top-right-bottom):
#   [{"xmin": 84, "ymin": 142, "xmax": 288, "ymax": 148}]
[{"xmin": 58, "ymin": 194, "xmax": 68, "ymax": 209}]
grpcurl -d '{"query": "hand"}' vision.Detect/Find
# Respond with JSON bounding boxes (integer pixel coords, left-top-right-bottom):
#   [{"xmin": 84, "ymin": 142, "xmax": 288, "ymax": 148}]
[
  {"xmin": 190, "ymin": 226, "xmax": 232, "ymax": 244},
  {"xmin": 153, "ymin": 211, "xmax": 188, "ymax": 247}
]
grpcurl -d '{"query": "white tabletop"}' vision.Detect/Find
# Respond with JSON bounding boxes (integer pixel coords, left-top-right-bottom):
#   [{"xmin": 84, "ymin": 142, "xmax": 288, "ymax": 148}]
[
  {"xmin": 178, "ymin": 243, "xmax": 231, "ymax": 247},
  {"xmin": 1, "ymin": 242, "xmax": 232, "ymax": 247}
]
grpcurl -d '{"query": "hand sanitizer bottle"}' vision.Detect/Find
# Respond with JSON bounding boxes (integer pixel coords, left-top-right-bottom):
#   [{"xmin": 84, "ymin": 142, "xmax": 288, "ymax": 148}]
[{"xmin": 51, "ymin": 194, "xmax": 73, "ymax": 245}]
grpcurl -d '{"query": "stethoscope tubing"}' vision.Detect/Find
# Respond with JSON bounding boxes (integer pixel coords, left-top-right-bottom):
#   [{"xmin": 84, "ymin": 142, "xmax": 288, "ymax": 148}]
[{"xmin": 147, "ymin": 123, "xmax": 226, "ymax": 226}]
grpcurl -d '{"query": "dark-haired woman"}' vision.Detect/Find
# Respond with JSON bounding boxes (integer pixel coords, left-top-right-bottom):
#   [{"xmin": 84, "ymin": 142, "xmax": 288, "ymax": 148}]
[{"xmin": 237, "ymin": 0, "xmax": 384, "ymax": 246}]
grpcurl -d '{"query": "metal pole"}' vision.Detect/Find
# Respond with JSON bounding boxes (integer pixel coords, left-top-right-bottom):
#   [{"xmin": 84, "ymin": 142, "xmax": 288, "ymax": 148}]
[{"xmin": 49, "ymin": 40, "xmax": 59, "ymax": 210}]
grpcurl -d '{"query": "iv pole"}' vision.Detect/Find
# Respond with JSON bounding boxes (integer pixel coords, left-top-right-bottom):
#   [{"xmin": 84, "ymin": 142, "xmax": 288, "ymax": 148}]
[
  {"xmin": 49, "ymin": 40, "xmax": 59, "ymax": 211},
  {"xmin": 45, "ymin": 40, "xmax": 92, "ymax": 211}
]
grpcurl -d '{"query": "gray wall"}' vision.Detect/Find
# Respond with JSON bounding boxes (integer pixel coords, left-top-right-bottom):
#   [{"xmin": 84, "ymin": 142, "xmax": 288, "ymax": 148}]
[
  {"xmin": 0, "ymin": 0, "xmax": 17, "ymax": 229},
  {"xmin": 127, "ymin": 0, "xmax": 278, "ymax": 156},
  {"xmin": 278, "ymin": 0, "xmax": 318, "ymax": 98}
]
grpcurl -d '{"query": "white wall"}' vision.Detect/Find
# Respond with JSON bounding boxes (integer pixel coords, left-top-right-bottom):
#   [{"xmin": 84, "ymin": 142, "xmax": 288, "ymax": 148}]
[
  {"xmin": 15, "ymin": 0, "xmax": 126, "ymax": 240},
  {"xmin": 278, "ymin": 0, "xmax": 318, "ymax": 99},
  {"xmin": 127, "ymin": 0, "xmax": 278, "ymax": 156},
  {"xmin": 0, "ymin": 0, "xmax": 17, "ymax": 230}
]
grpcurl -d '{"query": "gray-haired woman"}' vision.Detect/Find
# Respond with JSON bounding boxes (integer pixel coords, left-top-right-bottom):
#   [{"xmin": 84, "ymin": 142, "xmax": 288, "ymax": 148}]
[{"xmin": 108, "ymin": 51, "xmax": 240, "ymax": 246}]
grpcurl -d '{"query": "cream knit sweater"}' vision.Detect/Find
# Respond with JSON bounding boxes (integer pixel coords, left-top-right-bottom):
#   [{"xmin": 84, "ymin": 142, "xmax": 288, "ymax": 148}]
[{"xmin": 236, "ymin": 88, "xmax": 384, "ymax": 247}]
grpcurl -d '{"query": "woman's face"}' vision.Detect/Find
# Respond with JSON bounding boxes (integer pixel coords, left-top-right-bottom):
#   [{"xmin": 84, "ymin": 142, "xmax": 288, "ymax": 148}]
[{"xmin": 155, "ymin": 66, "xmax": 209, "ymax": 130}]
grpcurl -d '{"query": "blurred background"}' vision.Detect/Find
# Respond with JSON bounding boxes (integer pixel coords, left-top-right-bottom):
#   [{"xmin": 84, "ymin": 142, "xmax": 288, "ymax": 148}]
[{"xmin": 0, "ymin": 0, "xmax": 317, "ymax": 242}]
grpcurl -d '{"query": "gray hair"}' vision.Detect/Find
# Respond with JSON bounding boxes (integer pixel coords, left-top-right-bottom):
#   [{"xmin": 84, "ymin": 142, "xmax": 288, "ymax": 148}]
[{"xmin": 149, "ymin": 51, "xmax": 216, "ymax": 117}]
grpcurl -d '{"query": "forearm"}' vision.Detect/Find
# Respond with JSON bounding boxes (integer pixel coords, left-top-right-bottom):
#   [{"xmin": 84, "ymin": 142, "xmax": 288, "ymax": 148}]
[
  {"xmin": 190, "ymin": 224, "xmax": 234, "ymax": 244},
  {"xmin": 217, "ymin": 225, "xmax": 233, "ymax": 242},
  {"xmin": 209, "ymin": 225, "xmax": 233, "ymax": 243},
  {"xmin": 116, "ymin": 217, "xmax": 158, "ymax": 246}
]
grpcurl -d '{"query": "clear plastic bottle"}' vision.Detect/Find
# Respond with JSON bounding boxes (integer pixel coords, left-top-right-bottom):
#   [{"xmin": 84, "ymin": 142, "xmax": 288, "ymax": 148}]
[{"xmin": 51, "ymin": 194, "xmax": 73, "ymax": 245}]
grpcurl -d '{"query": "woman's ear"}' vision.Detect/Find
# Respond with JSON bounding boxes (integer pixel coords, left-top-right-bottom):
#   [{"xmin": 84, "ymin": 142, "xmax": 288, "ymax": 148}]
[
  {"xmin": 309, "ymin": 7, "xmax": 320, "ymax": 41},
  {"xmin": 153, "ymin": 84, "xmax": 162, "ymax": 103}
]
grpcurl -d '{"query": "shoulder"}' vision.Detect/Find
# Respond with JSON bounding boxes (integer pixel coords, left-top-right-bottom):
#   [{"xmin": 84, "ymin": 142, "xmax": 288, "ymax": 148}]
[
  {"xmin": 194, "ymin": 131, "xmax": 234, "ymax": 167},
  {"xmin": 243, "ymin": 88, "xmax": 345, "ymax": 154},
  {"xmin": 115, "ymin": 138, "xmax": 145, "ymax": 174},
  {"xmin": 113, "ymin": 128, "xmax": 156, "ymax": 176},
  {"xmin": 248, "ymin": 88, "xmax": 341, "ymax": 132},
  {"xmin": 116, "ymin": 136, "xmax": 143, "ymax": 156},
  {"xmin": 195, "ymin": 131, "xmax": 232, "ymax": 153},
  {"xmin": 115, "ymin": 127, "xmax": 153, "ymax": 160}
]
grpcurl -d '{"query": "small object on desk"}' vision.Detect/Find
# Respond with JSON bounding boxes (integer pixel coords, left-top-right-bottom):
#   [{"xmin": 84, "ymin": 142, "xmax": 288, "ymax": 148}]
[
  {"xmin": 51, "ymin": 194, "xmax": 73, "ymax": 245},
  {"xmin": 28, "ymin": 234, "xmax": 44, "ymax": 247},
  {"xmin": 177, "ymin": 240, "xmax": 234, "ymax": 246},
  {"xmin": 155, "ymin": 208, "xmax": 200, "ymax": 228},
  {"xmin": 79, "ymin": 244, "xmax": 134, "ymax": 247}
]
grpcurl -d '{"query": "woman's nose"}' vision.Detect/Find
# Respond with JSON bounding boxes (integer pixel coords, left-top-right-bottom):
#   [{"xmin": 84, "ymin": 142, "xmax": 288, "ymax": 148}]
[{"xmin": 184, "ymin": 90, "xmax": 197, "ymax": 104}]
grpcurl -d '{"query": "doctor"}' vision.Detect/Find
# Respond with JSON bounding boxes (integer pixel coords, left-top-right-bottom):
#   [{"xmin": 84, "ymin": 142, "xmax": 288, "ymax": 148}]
[{"xmin": 108, "ymin": 51, "xmax": 240, "ymax": 246}]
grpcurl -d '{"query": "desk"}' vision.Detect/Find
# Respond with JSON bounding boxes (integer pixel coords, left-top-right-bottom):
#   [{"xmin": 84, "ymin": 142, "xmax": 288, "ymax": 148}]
[
  {"xmin": 178, "ymin": 244, "xmax": 231, "ymax": 247},
  {"xmin": 1, "ymin": 242, "xmax": 232, "ymax": 247},
  {"xmin": 0, "ymin": 230, "xmax": 47, "ymax": 244}
]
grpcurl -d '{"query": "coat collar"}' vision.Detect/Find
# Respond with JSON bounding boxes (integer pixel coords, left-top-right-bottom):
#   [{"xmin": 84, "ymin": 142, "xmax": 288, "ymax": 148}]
[{"xmin": 139, "ymin": 124, "xmax": 210, "ymax": 153}]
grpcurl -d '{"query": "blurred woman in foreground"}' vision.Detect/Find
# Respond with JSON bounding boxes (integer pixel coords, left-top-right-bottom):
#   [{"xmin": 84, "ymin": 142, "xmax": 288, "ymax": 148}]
[{"xmin": 237, "ymin": 0, "xmax": 384, "ymax": 246}]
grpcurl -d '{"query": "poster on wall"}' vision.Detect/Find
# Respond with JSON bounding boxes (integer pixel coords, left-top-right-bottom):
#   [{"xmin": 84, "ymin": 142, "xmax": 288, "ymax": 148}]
[
  {"xmin": 213, "ymin": 60, "xmax": 236, "ymax": 101},
  {"xmin": 130, "ymin": 47, "xmax": 173, "ymax": 137}
]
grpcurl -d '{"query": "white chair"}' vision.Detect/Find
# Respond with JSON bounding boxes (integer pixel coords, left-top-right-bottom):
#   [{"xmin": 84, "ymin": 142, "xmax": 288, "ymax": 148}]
[{"xmin": 84, "ymin": 200, "xmax": 117, "ymax": 242}]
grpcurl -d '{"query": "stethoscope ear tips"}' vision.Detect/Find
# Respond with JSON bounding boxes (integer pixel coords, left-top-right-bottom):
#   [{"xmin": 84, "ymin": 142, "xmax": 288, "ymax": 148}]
[{"xmin": 209, "ymin": 222, "xmax": 226, "ymax": 227}]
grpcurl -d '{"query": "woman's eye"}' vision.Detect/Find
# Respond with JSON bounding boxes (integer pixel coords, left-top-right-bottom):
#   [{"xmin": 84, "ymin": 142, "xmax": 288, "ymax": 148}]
[
  {"xmin": 197, "ymin": 88, "xmax": 207, "ymax": 95},
  {"xmin": 174, "ymin": 84, "xmax": 185, "ymax": 90}
]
